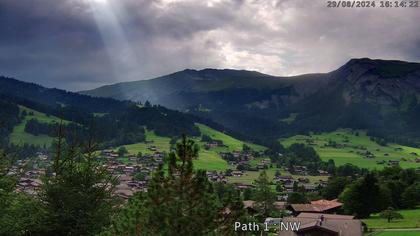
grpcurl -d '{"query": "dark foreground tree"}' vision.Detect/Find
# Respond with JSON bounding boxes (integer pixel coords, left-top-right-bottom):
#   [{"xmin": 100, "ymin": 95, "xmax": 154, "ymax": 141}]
[
  {"xmin": 102, "ymin": 136, "xmax": 249, "ymax": 236},
  {"xmin": 401, "ymin": 183, "xmax": 420, "ymax": 209},
  {"xmin": 38, "ymin": 130, "xmax": 117, "ymax": 236},
  {"xmin": 340, "ymin": 172, "xmax": 390, "ymax": 218},
  {"xmin": 253, "ymin": 171, "xmax": 276, "ymax": 218},
  {"xmin": 0, "ymin": 149, "xmax": 45, "ymax": 235}
]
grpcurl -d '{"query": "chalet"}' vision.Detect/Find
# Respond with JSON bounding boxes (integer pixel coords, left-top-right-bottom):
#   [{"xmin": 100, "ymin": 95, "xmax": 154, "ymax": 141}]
[
  {"xmin": 290, "ymin": 199, "xmax": 343, "ymax": 215},
  {"xmin": 123, "ymin": 166, "xmax": 135, "ymax": 174},
  {"xmin": 115, "ymin": 189, "xmax": 134, "ymax": 199},
  {"xmin": 277, "ymin": 194, "xmax": 288, "ymax": 201},
  {"xmin": 17, "ymin": 178, "xmax": 42, "ymax": 195},
  {"xmin": 274, "ymin": 201, "xmax": 287, "ymax": 211},
  {"xmin": 301, "ymin": 184, "xmax": 317, "ymax": 192},
  {"xmin": 317, "ymin": 170, "xmax": 329, "ymax": 176},
  {"xmin": 119, "ymin": 174, "xmax": 133, "ymax": 182},
  {"xmin": 257, "ymin": 164, "xmax": 268, "ymax": 170},
  {"xmin": 264, "ymin": 217, "xmax": 282, "ymax": 226},
  {"xmin": 232, "ymin": 151, "xmax": 241, "ymax": 158},
  {"xmin": 388, "ymin": 160, "xmax": 400, "ymax": 166},
  {"xmin": 109, "ymin": 153, "xmax": 119, "ymax": 158},
  {"xmin": 243, "ymin": 200, "xmax": 258, "ymax": 215},
  {"xmin": 317, "ymin": 180, "xmax": 328, "ymax": 187},
  {"xmin": 284, "ymin": 183, "xmax": 294, "ymax": 192},
  {"xmin": 102, "ymin": 149, "xmax": 113, "ymax": 155},
  {"xmin": 279, "ymin": 213, "xmax": 362, "ymax": 236},
  {"xmin": 294, "ymin": 166, "xmax": 307, "ymax": 175},
  {"xmin": 232, "ymin": 170, "xmax": 243, "ymax": 177},
  {"xmin": 275, "ymin": 175, "xmax": 294, "ymax": 183},
  {"xmin": 204, "ymin": 141, "xmax": 222, "ymax": 149},
  {"xmin": 243, "ymin": 201, "xmax": 287, "ymax": 215},
  {"xmin": 261, "ymin": 159, "xmax": 271, "ymax": 165},
  {"xmin": 297, "ymin": 177, "xmax": 309, "ymax": 183},
  {"xmin": 234, "ymin": 183, "xmax": 254, "ymax": 190}
]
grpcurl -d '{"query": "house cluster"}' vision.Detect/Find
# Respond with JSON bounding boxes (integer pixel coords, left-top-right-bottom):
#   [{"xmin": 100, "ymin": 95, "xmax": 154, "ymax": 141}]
[
  {"xmin": 100, "ymin": 149, "xmax": 165, "ymax": 199},
  {"xmin": 283, "ymin": 199, "xmax": 361, "ymax": 236},
  {"xmin": 279, "ymin": 213, "xmax": 362, "ymax": 236},
  {"xmin": 289, "ymin": 199, "xmax": 343, "ymax": 216},
  {"xmin": 287, "ymin": 165, "xmax": 308, "ymax": 175},
  {"xmin": 203, "ymin": 140, "xmax": 225, "ymax": 149},
  {"xmin": 220, "ymin": 151, "xmax": 274, "ymax": 173},
  {"xmin": 274, "ymin": 175, "xmax": 327, "ymax": 196},
  {"xmin": 16, "ymin": 171, "xmax": 44, "ymax": 196},
  {"xmin": 249, "ymin": 199, "xmax": 362, "ymax": 236},
  {"xmin": 220, "ymin": 150, "xmax": 256, "ymax": 165},
  {"xmin": 205, "ymin": 171, "xmax": 228, "ymax": 183},
  {"xmin": 256, "ymin": 159, "xmax": 271, "ymax": 170},
  {"xmin": 13, "ymin": 152, "xmax": 48, "ymax": 196}
]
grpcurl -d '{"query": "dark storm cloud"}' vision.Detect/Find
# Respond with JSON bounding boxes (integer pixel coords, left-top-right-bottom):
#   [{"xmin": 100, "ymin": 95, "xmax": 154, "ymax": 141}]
[{"xmin": 0, "ymin": 0, "xmax": 419, "ymax": 91}]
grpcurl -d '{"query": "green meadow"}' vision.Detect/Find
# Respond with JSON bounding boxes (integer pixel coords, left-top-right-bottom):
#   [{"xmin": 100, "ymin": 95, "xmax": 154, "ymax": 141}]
[
  {"xmin": 227, "ymin": 167, "xmax": 329, "ymax": 185},
  {"xmin": 363, "ymin": 208, "xmax": 420, "ymax": 229},
  {"xmin": 280, "ymin": 129, "xmax": 420, "ymax": 169},
  {"xmin": 373, "ymin": 231, "xmax": 420, "ymax": 236},
  {"xmin": 10, "ymin": 106, "xmax": 66, "ymax": 147},
  {"xmin": 118, "ymin": 123, "xmax": 265, "ymax": 171},
  {"xmin": 195, "ymin": 123, "xmax": 266, "ymax": 152}
]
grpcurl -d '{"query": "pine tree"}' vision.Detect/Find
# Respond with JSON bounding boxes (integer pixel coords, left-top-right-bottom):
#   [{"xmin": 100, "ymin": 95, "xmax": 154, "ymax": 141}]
[
  {"xmin": 39, "ymin": 130, "xmax": 117, "ymax": 236},
  {"xmin": 340, "ymin": 172, "xmax": 391, "ymax": 218},
  {"xmin": 103, "ymin": 135, "xmax": 248, "ymax": 236},
  {"xmin": 253, "ymin": 171, "xmax": 276, "ymax": 218}
]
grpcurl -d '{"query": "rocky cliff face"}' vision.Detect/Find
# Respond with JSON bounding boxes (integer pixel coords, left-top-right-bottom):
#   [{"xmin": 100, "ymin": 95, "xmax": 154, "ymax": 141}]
[{"xmin": 327, "ymin": 58, "xmax": 420, "ymax": 106}]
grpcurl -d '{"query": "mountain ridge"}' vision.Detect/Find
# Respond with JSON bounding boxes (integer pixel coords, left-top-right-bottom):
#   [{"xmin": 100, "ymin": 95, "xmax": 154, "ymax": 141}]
[{"xmin": 79, "ymin": 58, "xmax": 420, "ymax": 145}]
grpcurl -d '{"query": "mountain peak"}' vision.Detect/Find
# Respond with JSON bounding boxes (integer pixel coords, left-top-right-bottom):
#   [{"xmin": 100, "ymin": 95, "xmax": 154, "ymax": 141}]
[
  {"xmin": 175, "ymin": 68, "xmax": 272, "ymax": 81},
  {"xmin": 336, "ymin": 58, "xmax": 420, "ymax": 79}
]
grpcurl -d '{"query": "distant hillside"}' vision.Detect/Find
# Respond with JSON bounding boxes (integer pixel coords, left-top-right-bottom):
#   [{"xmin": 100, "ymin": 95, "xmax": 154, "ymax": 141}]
[
  {"xmin": 9, "ymin": 105, "xmax": 68, "ymax": 147},
  {"xmin": 81, "ymin": 58, "xmax": 420, "ymax": 145},
  {"xmin": 0, "ymin": 76, "xmax": 233, "ymax": 148},
  {"xmin": 80, "ymin": 68, "xmax": 327, "ymax": 109},
  {"xmin": 281, "ymin": 129, "xmax": 420, "ymax": 170}
]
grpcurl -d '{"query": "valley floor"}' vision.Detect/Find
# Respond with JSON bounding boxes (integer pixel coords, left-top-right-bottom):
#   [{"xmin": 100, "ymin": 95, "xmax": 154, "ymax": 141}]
[{"xmin": 281, "ymin": 129, "xmax": 420, "ymax": 169}]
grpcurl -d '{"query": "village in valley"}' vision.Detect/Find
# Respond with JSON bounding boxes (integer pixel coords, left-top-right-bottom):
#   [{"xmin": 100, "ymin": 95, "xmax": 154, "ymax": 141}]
[{"xmin": 10, "ymin": 132, "xmax": 369, "ymax": 236}]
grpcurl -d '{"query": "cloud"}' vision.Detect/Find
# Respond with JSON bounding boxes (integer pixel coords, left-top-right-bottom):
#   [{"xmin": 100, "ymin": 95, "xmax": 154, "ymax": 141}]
[{"xmin": 0, "ymin": 0, "xmax": 419, "ymax": 90}]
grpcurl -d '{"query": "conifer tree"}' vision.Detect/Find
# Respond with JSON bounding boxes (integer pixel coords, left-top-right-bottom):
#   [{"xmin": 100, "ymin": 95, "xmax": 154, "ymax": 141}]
[
  {"xmin": 253, "ymin": 171, "xmax": 276, "ymax": 218},
  {"xmin": 103, "ymin": 135, "xmax": 248, "ymax": 236},
  {"xmin": 39, "ymin": 127, "xmax": 117, "ymax": 236}
]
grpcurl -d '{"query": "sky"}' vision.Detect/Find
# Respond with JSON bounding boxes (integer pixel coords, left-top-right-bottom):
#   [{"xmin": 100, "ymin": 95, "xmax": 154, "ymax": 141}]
[{"xmin": 0, "ymin": 0, "xmax": 419, "ymax": 91}]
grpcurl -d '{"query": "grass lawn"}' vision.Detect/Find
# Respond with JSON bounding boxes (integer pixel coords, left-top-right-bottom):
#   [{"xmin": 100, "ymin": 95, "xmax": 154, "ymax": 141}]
[
  {"xmin": 196, "ymin": 123, "xmax": 266, "ymax": 152},
  {"xmin": 122, "ymin": 130, "xmax": 171, "ymax": 155},
  {"xmin": 363, "ymin": 208, "xmax": 420, "ymax": 229},
  {"xmin": 373, "ymin": 231, "xmax": 420, "ymax": 236},
  {"xmin": 118, "ymin": 124, "xmax": 266, "ymax": 171},
  {"xmin": 228, "ymin": 167, "xmax": 329, "ymax": 185},
  {"xmin": 280, "ymin": 129, "xmax": 420, "ymax": 169},
  {"xmin": 10, "ymin": 106, "xmax": 67, "ymax": 147}
]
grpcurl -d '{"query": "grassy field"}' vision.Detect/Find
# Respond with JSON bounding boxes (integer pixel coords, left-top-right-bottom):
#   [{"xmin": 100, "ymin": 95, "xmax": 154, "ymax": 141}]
[
  {"xmin": 118, "ymin": 124, "xmax": 267, "ymax": 171},
  {"xmin": 363, "ymin": 208, "xmax": 420, "ymax": 229},
  {"xmin": 227, "ymin": 167, "xmax": 329, "ymax": 185},
  {"xmin": 195, "ymin": 123, "xmax": 266, "ymax": 152},
  {"xmin": 10, "ymin": 106, "xmax": 66, "ymax": 147},
  {"xmin": 373, "ymin": 231, "xmax": 420, "ymax": 236},
  {"xmin": 373, "ymin": 230, "xmax": 420, "ymax": 236},
  {"xmin": 280, "ymin": 129, "xmax": 420, "ymax": 169},
  {"xmin": 122, "ymin": 130, "xmax": 171, "ymax": 155}
]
